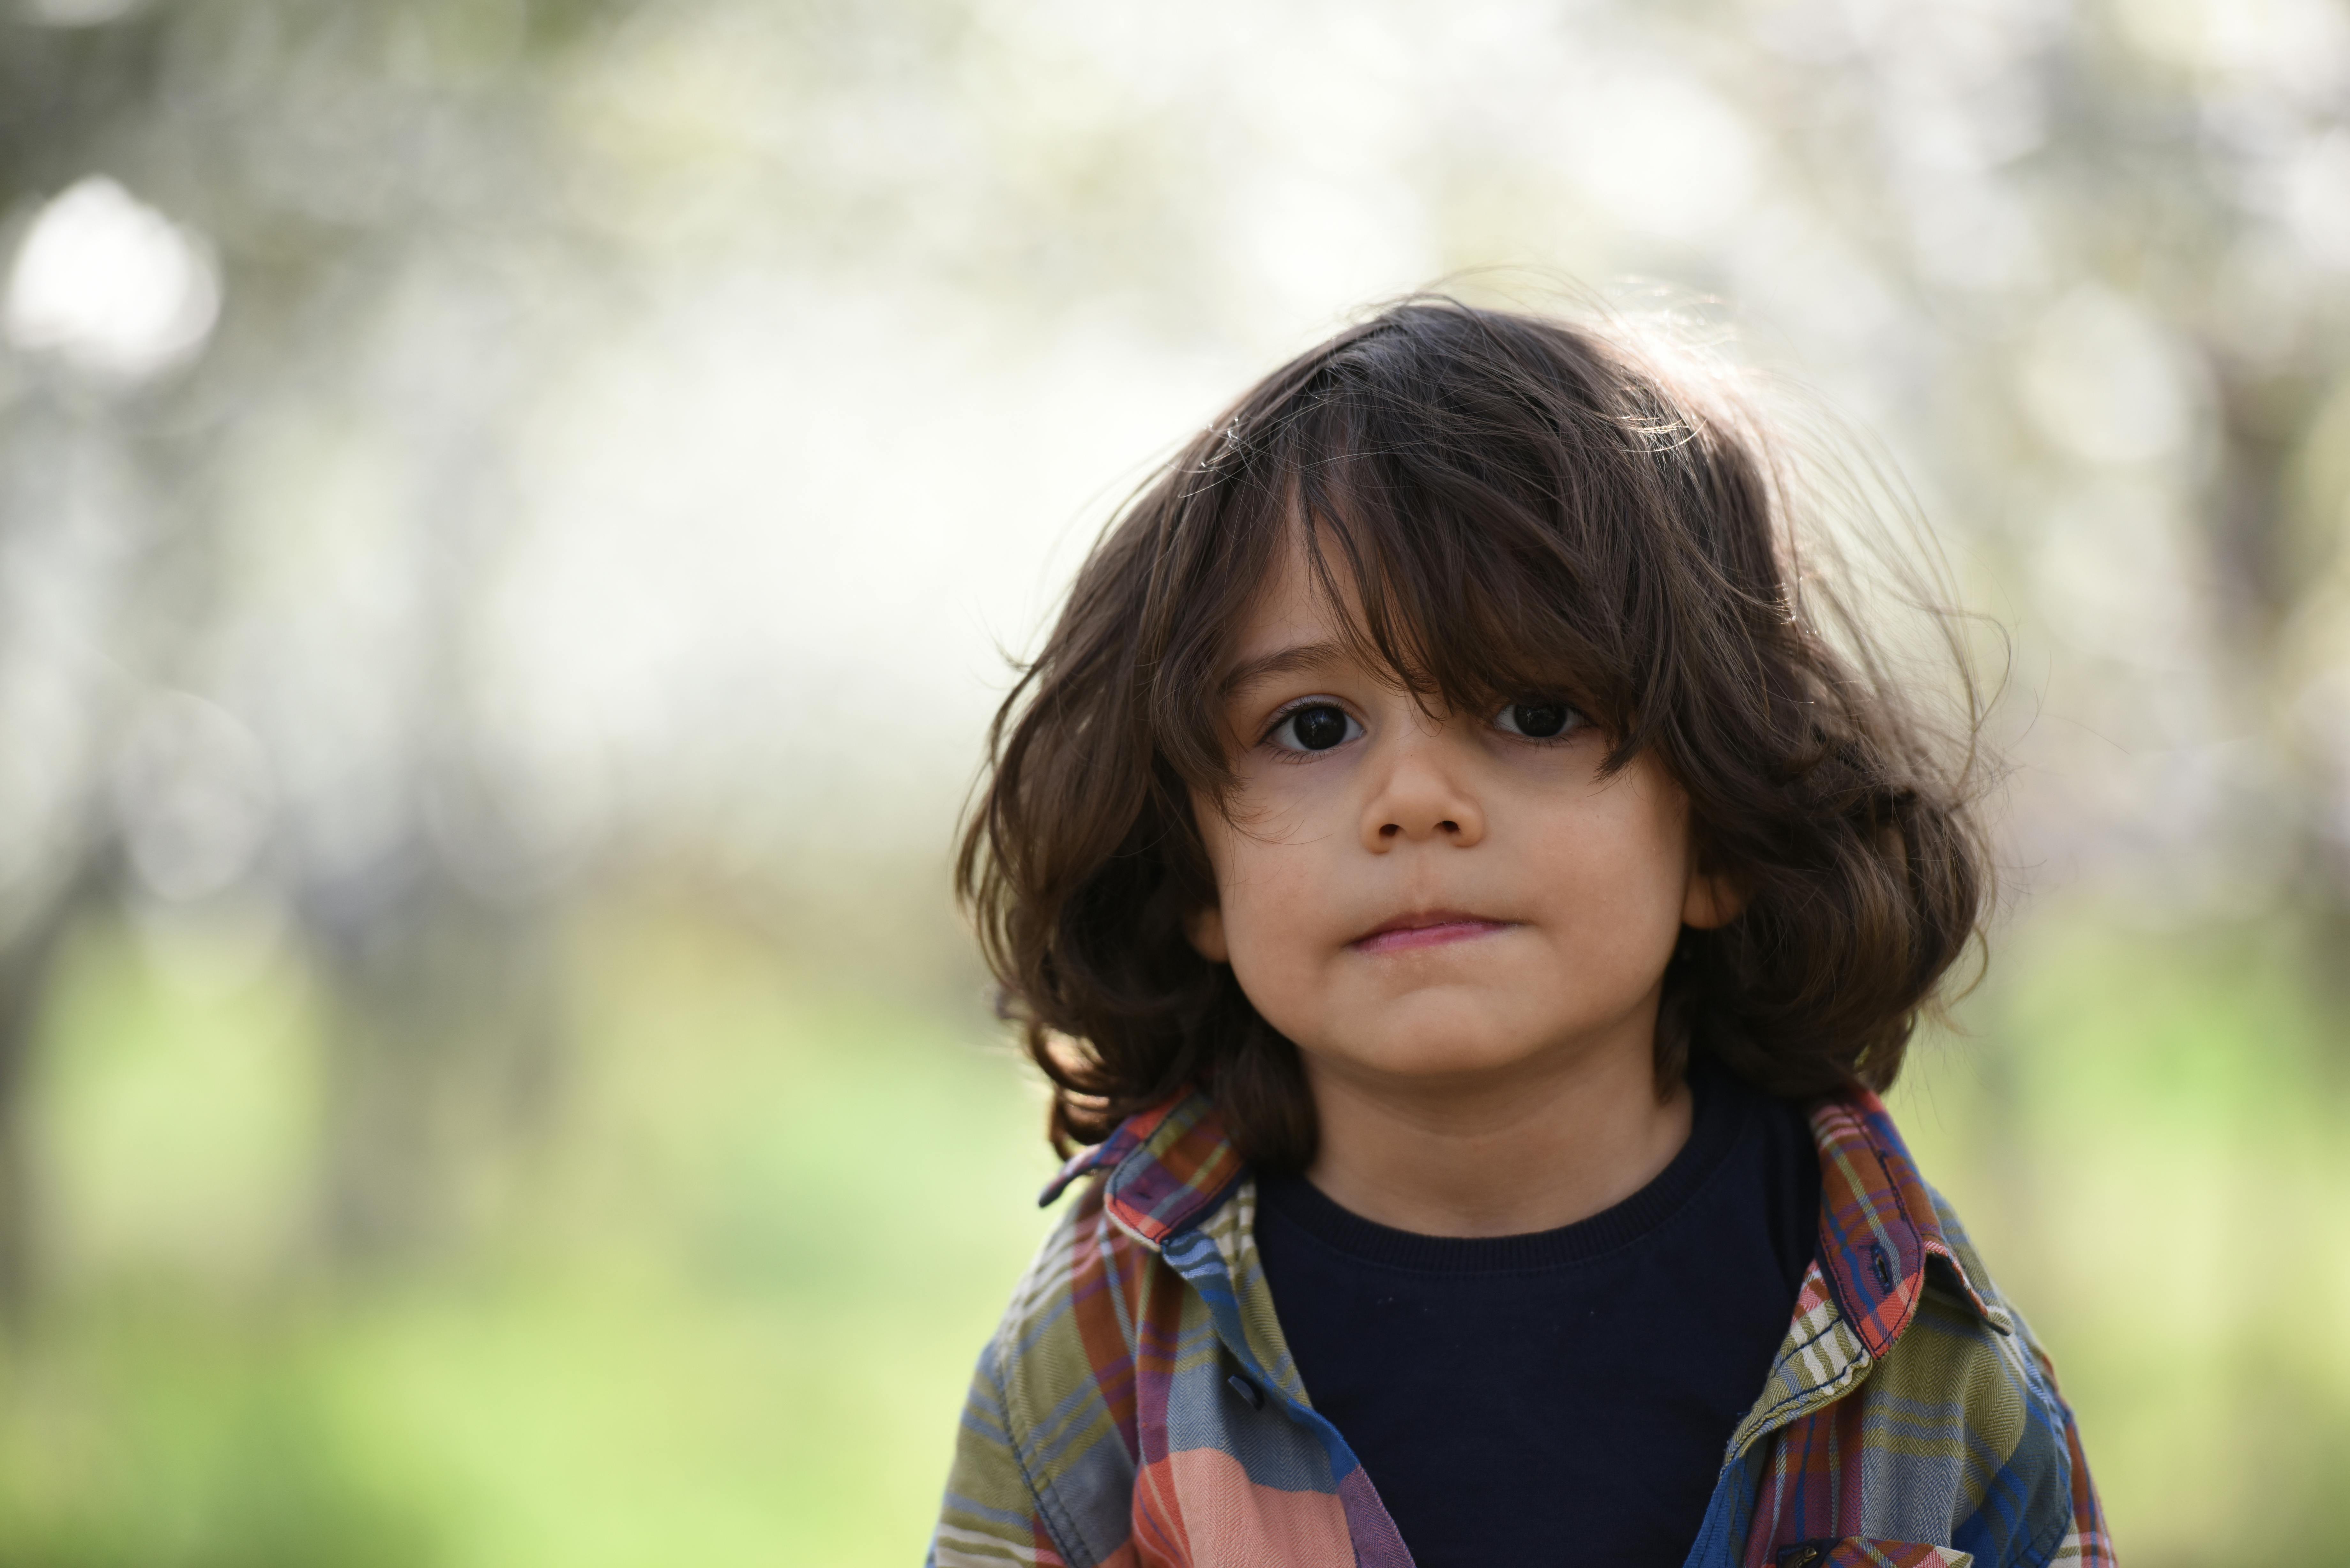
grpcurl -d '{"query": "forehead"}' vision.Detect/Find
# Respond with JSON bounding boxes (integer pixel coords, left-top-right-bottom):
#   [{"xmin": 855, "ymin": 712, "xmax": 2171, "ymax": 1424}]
[
  {"xmin": 1222, "ymin": 524, "xmax": 1457, "ymax": 714},
  {"xmin": 1217, "ymin": 529, "xmax": 1384, "ymax": 694},
  {"xmin": 1228, "ymin": 533, "xmax": 1344, "ymax": 653}
]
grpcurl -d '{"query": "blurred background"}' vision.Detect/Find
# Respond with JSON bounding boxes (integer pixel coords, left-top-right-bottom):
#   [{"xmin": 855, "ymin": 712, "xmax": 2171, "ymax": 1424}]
[{"xmin": 0, "ymin": 0, "xmax": 2346, "ymax": 1562}]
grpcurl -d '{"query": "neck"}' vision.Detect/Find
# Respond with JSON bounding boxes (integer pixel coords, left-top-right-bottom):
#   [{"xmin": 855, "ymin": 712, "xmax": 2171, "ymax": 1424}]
[{"xmin": 1298, "ymin": 1013, "xmax": 1690, "ymax": 1239}]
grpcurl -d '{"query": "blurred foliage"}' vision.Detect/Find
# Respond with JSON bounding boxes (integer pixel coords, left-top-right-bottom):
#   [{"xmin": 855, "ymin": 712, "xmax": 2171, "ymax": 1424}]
[
  {"xmin": 0, "ymin": 0, "xmax": 2347, "ymax": 1563},
  {"xmin": 10, "ymin": 898, "xmax": 1057, "ymax": 1568},
  {"xmin": 1894, "ymin": 906, "xmax": 2350, "ymax": 1564}
]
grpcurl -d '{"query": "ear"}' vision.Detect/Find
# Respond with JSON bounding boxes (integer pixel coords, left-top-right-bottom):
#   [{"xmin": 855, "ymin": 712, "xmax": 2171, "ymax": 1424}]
[
  {"xmin": 1185, "ymin": 904, "xmax": 1230, "ymax": 963},
  {"xmin": 1681, "ymin": 866, "xmax": 1746, "ymax": 931}
]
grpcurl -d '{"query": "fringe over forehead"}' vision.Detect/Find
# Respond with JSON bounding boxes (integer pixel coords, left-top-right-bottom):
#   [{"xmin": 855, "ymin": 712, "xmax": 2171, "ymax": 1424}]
[{"xmin": 1138, "ymin": 302, "xmax": 1788, "ymax": 793}]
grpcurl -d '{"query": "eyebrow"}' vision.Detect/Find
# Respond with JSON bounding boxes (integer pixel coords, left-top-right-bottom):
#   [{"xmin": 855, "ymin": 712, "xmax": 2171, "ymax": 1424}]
[{"xmin": 1218, "ymin": 638, "xmax": 1352, "ymax": 700}]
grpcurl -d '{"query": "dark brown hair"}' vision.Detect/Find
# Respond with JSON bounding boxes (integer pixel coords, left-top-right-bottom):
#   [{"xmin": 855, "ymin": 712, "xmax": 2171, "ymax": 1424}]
[{"xmin": 958, "ymin": 298, "xmax": 1989, "ymax": 1169}]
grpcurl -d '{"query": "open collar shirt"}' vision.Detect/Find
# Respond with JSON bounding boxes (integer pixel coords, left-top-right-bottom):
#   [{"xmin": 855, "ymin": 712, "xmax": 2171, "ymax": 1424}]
[{"xmin": 929, "ymin": 1084, "xmax": 2113, "ymax": 1568}]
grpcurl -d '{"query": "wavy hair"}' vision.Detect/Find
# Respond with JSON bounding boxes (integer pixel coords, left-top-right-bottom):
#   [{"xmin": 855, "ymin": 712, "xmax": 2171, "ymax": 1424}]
[{"xmin": 958, "ymin": 299, "xmax": 1990, "ymax": 1170}]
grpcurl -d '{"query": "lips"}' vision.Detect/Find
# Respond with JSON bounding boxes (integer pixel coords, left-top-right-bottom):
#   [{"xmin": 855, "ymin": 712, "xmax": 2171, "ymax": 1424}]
[{"xmin": 1349, "ymin": 910, "xmax": 1514, "ymax": 955}]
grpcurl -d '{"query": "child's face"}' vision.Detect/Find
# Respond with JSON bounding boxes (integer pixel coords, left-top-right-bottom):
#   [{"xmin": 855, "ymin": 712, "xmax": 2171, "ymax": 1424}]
[{"xmin": 1187, "ymin": 536, "xmax": 1737, "ymax": 1096}]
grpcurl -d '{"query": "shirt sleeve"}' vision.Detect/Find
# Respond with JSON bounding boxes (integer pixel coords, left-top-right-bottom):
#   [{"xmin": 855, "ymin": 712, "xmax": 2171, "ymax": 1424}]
[
  {"xmin": 2020, "ymin": 1328, "xmax": 2117, "ymax": 1567},
  {"xmin": 926, "ymin": 1338, "xmax": 1067, "ymax": 1568}
]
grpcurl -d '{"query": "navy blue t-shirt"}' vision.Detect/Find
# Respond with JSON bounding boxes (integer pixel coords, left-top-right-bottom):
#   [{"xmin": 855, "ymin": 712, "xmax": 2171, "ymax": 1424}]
[{"xmin": 1254, "ymin": 1060, "xmax": 1819, "ymax": 1568}]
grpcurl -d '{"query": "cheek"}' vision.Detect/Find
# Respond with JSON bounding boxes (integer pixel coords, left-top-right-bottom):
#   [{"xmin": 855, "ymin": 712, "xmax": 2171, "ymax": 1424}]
[
  {"xmin": 1211, "ymin": 841, "xmax": 1327, "ymax": 953},
  {"xmin": 1522, "ymin": 771, "xmax": 1693, "ymax": 933},
  {"xmin": 1194, "ymin": 780, "xmax": 1342, "ymax": 929},
  {"xmin": 1193, "ymin": 806, "xmax": 1332, "ymax": 1010}
]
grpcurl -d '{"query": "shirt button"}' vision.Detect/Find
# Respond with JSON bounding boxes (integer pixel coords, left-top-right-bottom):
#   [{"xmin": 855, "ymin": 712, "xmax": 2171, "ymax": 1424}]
[
  {"xmin": 1777, "ymin": 1545, "xmax": 1825, "ymax": 1568},
  {"xmin": 1226, "ymin": 1373, "xmax": 1264, "ymax": 1410}
]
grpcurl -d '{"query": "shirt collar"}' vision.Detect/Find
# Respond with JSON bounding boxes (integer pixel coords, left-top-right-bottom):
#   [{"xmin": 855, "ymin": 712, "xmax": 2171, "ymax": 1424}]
[
  {"xmin": 1808, "ymin": 1085, "xmax": 2012, "ymax": 1348},
  {"xmin": 1040, "ymin": 1077, "xmax": 2012, "ymax": 1344},
  {"xmin": 1038, "ymin": 1089, "xmax": 1244, "ymax": 1248}
]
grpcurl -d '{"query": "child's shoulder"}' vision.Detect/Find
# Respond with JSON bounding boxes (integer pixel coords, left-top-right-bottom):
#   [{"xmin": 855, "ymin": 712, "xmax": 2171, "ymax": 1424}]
[
  {"xmin": 1771, "ymin": 1091, "xmax": 2110, "ymax": 1564},
  {"xmin": 938, "ymin": 1094, "xmax": 1253, "ymax": 1565}
]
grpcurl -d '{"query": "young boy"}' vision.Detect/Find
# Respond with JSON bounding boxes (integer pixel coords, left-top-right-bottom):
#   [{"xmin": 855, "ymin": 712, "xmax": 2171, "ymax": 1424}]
[{"xmin": 932, "ymin": 302, "xmax": 2111, "ymax": 1567}]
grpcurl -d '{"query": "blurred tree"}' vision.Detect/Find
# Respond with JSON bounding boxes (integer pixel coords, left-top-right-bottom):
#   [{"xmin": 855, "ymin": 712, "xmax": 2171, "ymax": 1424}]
[
  {"xmin": 0, "ymin": 0, "xmax": 632, "ymax": 1293},
  {"xmin": 1609, "ymin": 0, "xmax": 2350, "ymax": 987}
]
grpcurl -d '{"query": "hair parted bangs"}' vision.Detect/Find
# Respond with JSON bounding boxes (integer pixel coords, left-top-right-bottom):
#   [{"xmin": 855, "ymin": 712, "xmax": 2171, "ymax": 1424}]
[{"xmin": 959, "ymin": 297, "xmax": 1990, "ymax": 1171}]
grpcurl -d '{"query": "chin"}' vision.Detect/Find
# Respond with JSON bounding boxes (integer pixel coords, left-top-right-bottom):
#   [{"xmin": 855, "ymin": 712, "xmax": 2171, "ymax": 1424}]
[{"xmin": 1342, "ymin": 1022, "xmax": 1548, "ymax": 1082}]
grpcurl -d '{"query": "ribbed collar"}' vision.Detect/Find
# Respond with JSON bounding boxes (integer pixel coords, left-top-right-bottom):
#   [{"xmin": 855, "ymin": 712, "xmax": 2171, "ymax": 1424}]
[{"xmin": 1251, "ymin": 1061, "xmax": 1754, "ymax": 1272}]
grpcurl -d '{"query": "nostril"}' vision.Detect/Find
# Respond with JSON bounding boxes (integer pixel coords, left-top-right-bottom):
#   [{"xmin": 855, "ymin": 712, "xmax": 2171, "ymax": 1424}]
[
  {"xmin": 1439, "ymin": 819, "xmax": 1459, "ymax": 833},
  {"xmin": 1379, "ymin": 823, "xmax": 1399, "ymax": 838}
]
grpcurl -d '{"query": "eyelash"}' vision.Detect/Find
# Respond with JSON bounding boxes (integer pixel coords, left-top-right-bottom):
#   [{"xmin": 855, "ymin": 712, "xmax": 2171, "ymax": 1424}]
[
  {"xmin": 1490, "ymin": 699, "xmax": 1587, "ymax": 744},
  {"xmin": 1260, "ymin": 698, "xmax": 1362, "ymax": 759},
  {"xmin": 1255, "ymin": 697, "xmax": 1586, "ymax": 757}
]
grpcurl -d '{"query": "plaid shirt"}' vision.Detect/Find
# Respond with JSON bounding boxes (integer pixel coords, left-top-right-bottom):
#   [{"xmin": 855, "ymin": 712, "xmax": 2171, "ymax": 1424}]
[{"xmin": 930, "ymin": 1085, "xmax": 2112, "ymax": 1568}]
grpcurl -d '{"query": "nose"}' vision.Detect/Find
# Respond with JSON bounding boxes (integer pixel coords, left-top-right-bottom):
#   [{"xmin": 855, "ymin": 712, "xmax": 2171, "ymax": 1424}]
[{"xmin": 1362, "ymin": 725, "xmax": 1486, "ymax": 851}]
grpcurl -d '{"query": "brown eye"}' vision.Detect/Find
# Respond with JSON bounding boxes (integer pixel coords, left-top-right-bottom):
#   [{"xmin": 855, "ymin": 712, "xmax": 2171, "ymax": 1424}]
[
  {"xmin": 1272, "ymin": 704, "xmax": 1360, "ymax": 752},
  {"xmin": 1495, "ymin": 700, "xmax": 1579, "ymax": 740}
]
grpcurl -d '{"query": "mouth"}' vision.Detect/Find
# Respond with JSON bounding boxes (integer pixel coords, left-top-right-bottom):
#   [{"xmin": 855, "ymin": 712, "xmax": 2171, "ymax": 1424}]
[{"xmin": 1349, "ymin": 910, "xmax": 1514, "ymax": 956}]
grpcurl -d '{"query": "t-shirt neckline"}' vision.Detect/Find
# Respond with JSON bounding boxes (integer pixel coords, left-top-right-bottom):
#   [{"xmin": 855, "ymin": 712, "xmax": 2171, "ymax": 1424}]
[{"xmin": 1254, "ymin": 1061, "xmax": 1756, "ymax": 1274}]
